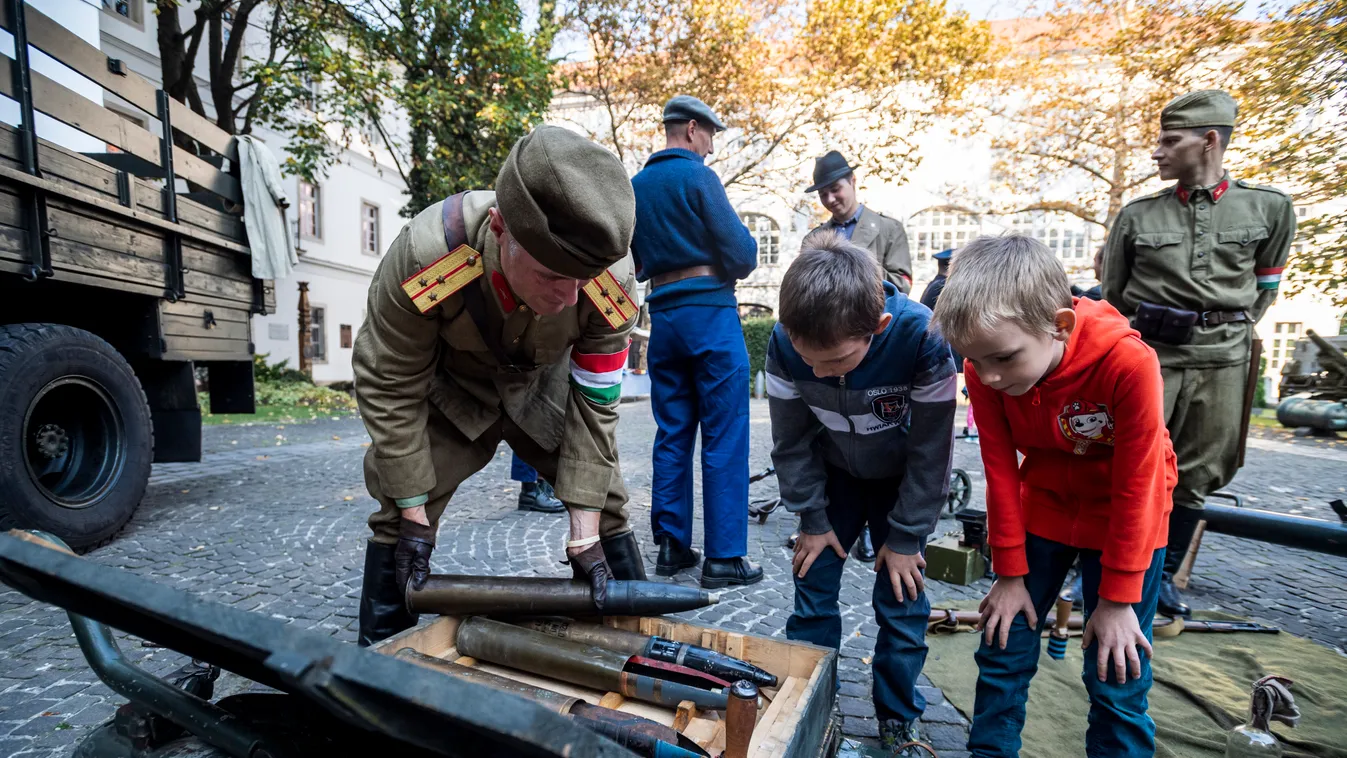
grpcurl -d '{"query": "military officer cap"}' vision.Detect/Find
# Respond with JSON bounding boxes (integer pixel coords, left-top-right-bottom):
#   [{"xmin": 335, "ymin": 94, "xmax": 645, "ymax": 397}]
[
  {"xmin": 662, "ymin": 95, "xmax": 727, "ymax": 132},
  {"xmin": 1160, "ymin": 89, "xmax": 1238, "ymax": 130},
  {"xmin": 495, "ymin": 125, "xmax": 636, "ymax": 281},
  {"xmin": 933, "ymin": 248, "xmax": 954, "ymax": 261}
]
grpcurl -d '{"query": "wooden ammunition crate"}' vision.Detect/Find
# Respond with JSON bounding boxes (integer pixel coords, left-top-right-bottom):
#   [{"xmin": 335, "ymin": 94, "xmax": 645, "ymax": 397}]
[{"xmin": 375, "ymin": 615, "xmax": 843, "ymax": 758}]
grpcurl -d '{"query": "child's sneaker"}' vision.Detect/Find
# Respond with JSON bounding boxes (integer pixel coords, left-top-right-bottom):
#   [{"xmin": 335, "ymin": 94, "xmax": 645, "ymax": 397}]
[{"xmin": 879, "ymin": 719, "xmax": 933, "ymax": 757}]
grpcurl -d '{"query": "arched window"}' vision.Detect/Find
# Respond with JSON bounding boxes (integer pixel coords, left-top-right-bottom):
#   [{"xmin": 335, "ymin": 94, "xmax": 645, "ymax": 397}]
[{"xmin": 740, "ymin": 212, "xmax": 780, "ymax": 265}]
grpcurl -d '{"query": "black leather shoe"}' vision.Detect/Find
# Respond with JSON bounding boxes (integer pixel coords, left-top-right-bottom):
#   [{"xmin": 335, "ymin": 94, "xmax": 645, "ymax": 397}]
[
  {"xmin": 1157, "ymin": 573, "xmax": 1191, "ymax": 618},
  {"xmin": 656, "ymin": 536, "xmax": 701, "ymax": 576},
  {"xmin": 518, "ymin": 480, "xmax": 566, "ymax": 513},
  {"xmin": 852, "ymin": 526, "xmax": 877, "ymax": 563},
  {"xmin": 358, "ymin": 540, "xmax": 418, "ymax": 647},
  {"xmin": 601, "ymin": 531, "xmax": 648, "ymax": 581},
  {"xmin": 701, "ymin": 557, "xmax": 764, "ymax": 589}
]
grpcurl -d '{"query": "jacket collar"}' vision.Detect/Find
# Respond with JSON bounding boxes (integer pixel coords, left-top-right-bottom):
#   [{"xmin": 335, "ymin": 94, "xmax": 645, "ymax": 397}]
[
  {"xmin": 645, "ymin": 148, "xmax": 706, "ymax": 166},
  {"xmin": 1175, "ymin": 172, "xmax": 1231, "ymax": 206}
]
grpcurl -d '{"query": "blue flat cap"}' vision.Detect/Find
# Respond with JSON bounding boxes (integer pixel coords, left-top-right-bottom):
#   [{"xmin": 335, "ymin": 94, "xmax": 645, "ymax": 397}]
[
  {"xmin": 933, "ymin": 248, "xmax": 954, "ymax": 261},
  {"xmin": 662, "ymin": 95, "xmax": 726, "ymax": 132}
]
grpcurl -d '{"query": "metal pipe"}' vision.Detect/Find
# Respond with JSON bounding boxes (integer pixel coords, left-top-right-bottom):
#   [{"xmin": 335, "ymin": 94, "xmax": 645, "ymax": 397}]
[
  {"xmin": 1201, "ymin": 503, "xmax": 1347, "ymax": 557},
  {"xmin": 22, "ymin": 531, "xmax": 277, "ymax": 758},
  {"xmin": 407, "ymin": 575, "xmax": 719, "ymax": 617}
]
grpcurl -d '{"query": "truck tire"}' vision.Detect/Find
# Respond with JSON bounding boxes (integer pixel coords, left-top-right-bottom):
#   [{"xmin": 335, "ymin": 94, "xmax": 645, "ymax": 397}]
[{"xmin": 0, "ymin": 323, "xmax": 153, "ymax": 551}]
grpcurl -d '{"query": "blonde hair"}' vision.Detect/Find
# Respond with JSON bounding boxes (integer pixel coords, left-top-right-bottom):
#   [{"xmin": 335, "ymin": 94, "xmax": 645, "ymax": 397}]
[{"xmin": 931, "ymin": 234, "xmax": 1072, "ymax": 346}]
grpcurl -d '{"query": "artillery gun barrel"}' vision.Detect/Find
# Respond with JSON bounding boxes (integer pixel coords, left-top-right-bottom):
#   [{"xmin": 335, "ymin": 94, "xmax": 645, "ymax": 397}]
[
  {"xmin": 1201, "ymin": 503, "xmax": 1347, "ymax": 557},
  {"xmin": 1307, "ymin": 329, "xmax": 1347, "ymax": 373},
  {"xmin": 407, "ymin": 575, "xmax": 719, "ymax": 617}
]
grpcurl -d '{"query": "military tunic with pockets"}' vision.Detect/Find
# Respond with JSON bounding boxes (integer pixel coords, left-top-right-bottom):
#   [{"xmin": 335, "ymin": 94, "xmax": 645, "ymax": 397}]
[
  {"xmin": 1102, "ymin": 173, "xmax": 1295, "ymax": 510},
  {"xmin": 810, "ymin": 207, "xmax": 913, "ymax": 294},
  {"xmin": 353, "ymin": 191, "xmax": 640, "ymax": 543}
]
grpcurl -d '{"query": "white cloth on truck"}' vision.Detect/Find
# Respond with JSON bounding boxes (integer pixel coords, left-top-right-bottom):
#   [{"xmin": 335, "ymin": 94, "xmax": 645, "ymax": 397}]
[{"xmin": 237, "ymin": 135, "xmax": 297, "ymax": 280}]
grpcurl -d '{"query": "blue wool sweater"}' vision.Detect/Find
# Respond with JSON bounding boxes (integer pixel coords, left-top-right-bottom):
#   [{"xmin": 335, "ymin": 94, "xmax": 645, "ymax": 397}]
[{"xmin": 630, "ymin": 149, "xmax": 757, "ymax": 311}]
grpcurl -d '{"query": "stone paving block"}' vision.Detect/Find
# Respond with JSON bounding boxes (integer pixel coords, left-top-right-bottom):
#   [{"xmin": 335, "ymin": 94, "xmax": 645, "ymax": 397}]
[
  {"xmin": 920, "ymin": 702, "xmax": 966, "ymax": 725},
  {"xmin": 842, "ymin": 716, "xmax": 880, "ymax": 739},
  {"xmin": 924, "ymin": 723, "xmax": 970, "ymax": 751}
]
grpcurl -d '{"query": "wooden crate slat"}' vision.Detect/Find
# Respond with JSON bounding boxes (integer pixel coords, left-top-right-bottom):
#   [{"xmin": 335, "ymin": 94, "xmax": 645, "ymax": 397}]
[
  {"xmin": 161, "ymin": 299, "xmax": 251, "ymax": 324},
  {"xmin": 184, "ymin": 268, "xmax": 253, "ymax": 303},
  {"xmin": 175, "ymin": 150, "xmax": 242, "ymax": 205},
  {"xmin": 50, "ymin": 237, "xmax": 166, "ymax": 287},
  {"xmin": 0, "ymin": 54, "xmax": 162, "ymax": 168},
  {"xmin": 45, "ymin": 202, "xmax": 164, "ymax": 262},
  {"xmin": 0, "ymin": 1, "xmax": 237, "ymax": 162},
  {"xmin": 162, "ymin": 312, "xmax": 250, "ymax": 341}
]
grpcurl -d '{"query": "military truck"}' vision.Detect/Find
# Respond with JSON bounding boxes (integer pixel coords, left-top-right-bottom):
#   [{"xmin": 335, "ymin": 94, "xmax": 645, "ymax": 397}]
[
  {"xmin": 0, "ymin": 0, "xmax": 273, "ymax": 550},
  {"xmin": 1276, "ymin": 330, "xmax": 1347, "ymax": 435}
]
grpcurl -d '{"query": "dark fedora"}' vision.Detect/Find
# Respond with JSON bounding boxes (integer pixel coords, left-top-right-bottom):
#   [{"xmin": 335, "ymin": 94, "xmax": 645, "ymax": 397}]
[{"xmin": 806, "ymin": 151, "xmax": 857, "ymax": 193}]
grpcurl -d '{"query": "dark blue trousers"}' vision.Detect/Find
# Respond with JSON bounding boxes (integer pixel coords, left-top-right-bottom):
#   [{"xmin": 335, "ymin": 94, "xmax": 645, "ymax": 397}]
[
  {"xmin": 785, "ymin": 467, "xmax": 930, "ymax": 723},
  {"xmin": 648, "ymin": 304, "xmax": 750, "ymax": 559},
  {"xmin": 968, "ymin": 534, "xmax": 1164, "ymax": 758},
  {"xmin": 510, "ymin": 453, "xmax": 537, "ymax": 483}
]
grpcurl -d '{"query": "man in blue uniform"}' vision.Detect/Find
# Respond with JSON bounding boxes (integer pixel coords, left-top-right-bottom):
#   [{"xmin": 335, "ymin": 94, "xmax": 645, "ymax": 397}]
[{"xmin": 630, "ymin": 95, "xmax": 763, "ymax": 589}]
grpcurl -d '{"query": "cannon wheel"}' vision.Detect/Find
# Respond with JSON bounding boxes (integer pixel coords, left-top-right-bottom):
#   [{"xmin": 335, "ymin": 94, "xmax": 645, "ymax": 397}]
[{"xmin": 948, "ymin": 468, "xmax": 972, "ymax": 513}]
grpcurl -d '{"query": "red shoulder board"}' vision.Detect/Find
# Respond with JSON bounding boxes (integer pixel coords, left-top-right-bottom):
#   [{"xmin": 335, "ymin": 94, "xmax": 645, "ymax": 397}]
[
  {"xmin": 400, "ymin": 244, "xmax": 484, "ymax": 314},
  {"xmin": 582, "ymin": 271, "xmax": 638, "ymax": 330}
]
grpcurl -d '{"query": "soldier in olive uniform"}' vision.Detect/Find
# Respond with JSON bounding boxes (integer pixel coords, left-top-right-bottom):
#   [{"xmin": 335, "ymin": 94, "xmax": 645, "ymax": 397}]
[
  {"xmin": 353, "ymin": 126, "xmax": 646, "ymax": 645},
  {"xmin": 801, "ymin": 151, "xmax": 915, "ymax": 563},
  {"xmin": 1103, "ymin": 90, "xmax": 1295, "ymax": 618}
]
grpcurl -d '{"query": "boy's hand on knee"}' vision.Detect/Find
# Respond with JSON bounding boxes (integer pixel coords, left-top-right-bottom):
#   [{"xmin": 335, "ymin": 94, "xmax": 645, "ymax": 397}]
[
  {"xmin": 1082, "ymin": 600, "xmax": 1153, "ymax": 684},
  {"xmin": 792, "ymin": 531, "xmax": 847, "ymax": 579},
  {"xmin": 875, "ymin": 547, "xmax": 926, "ymax": 602},
  {"xmin": 978, "ymin": 576, "xmax": 1037, "ymax": 650}
]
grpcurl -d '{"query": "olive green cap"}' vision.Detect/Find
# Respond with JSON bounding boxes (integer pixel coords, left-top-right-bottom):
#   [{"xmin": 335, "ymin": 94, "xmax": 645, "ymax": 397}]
[
  {"xmin": 1160, "ymin": 89, "xmax": 1238, "ymax": 130},
  {"xmin": 495, "ymin": 125, "xmax": 635, "ymax": 280}
]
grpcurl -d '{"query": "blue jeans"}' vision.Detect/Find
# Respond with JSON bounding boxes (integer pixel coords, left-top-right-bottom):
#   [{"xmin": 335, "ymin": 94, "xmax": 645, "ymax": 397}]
[
  {"xmin": 785, "ymin": 466, "xmax": 930, "ymax": 723},
  {"xmin": 648, "ymin": 304, "xmax": 750, "ymax": 559},
  {"xmin": 968, "ymin": 534, "xmax": 1165, "ymax": 758},
  {"xmin": 510, "ymin": 453, "xmax": 537, "ymax": 483}
]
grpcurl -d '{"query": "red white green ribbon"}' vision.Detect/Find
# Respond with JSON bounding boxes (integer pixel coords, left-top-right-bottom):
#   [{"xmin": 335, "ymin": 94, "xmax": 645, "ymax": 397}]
[
  {"xmin": 1255, "ymin": 266, "xmax": 1284, "ymax": 290},
  {"xmin": 570, "ymin": 347, "xmax": 628, "ymax": 404}
]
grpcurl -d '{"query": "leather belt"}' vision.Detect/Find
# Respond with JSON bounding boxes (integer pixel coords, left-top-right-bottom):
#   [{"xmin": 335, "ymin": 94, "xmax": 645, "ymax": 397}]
[
  {"xmin": 651, "ymin": 265, "xmax": 718, "ymax": 288},
  {"xmin": 1199, "ymin": 309, "xmax": 1249, "ymax": 327}
]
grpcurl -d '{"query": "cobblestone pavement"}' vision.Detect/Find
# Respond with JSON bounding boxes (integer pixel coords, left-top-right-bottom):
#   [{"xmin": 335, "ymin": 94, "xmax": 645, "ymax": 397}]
[{"xmin": 1, "ymin": 401, "xmax": 1344, "ymax": 757}]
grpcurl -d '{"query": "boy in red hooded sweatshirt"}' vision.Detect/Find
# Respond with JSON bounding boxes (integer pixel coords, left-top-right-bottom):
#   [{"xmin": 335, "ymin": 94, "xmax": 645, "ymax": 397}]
[{"xmin": 931, "ymin": 234, "xmax": 1176, "ymax": 757}]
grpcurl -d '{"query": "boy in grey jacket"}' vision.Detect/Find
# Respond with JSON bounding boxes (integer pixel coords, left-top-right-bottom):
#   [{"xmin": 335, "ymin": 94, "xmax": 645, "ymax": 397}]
[{"xmin": 767, "ymin": 231, "xmax": 957, "ymax": 755}]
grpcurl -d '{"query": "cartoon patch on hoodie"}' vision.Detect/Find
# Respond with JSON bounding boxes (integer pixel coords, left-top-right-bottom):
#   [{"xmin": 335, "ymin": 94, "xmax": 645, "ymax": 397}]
[{"xmin": 1058, "ymin": 400, "xmax": 1115, "ymax": 454}]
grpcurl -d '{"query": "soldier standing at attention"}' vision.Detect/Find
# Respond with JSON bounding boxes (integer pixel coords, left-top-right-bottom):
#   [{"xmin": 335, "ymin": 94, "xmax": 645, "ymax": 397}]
[
  {"xmin": 630, "ymin": 95, "xmax": 763, "ymax": 589},
  {"xmin": 1102, "ymin": 89, "xmax": 1295, "ymax": 618},
  {"xmin": 353, "ymin": 126, "xmax": 646, "ymax": 646},
  {"xmin": 802, "ymin": 150, "xmax": 915, "ymax": 563}
]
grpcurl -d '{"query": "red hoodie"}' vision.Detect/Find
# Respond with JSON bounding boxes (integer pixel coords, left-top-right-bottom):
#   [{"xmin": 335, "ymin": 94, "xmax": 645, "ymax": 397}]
[{"xmin": 965, "ymin": 298, "xmax": 1177, "ymax": 604}]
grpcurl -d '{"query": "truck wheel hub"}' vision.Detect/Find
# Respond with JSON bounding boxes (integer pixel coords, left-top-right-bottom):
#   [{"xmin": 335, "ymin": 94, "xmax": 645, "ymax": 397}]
[{"xmin": 34, "ymin": 423, "xmax": 69, "ymax": 459}]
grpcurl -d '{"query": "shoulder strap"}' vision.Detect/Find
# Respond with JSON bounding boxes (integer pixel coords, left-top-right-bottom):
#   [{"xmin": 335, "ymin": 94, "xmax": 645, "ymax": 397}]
[{"xmin": 441, "ymin": 192, "xmax": 532, "ymax": 371}]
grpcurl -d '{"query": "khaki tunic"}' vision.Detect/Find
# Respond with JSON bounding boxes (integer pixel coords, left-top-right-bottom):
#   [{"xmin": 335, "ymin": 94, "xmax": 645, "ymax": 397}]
[
  {"xmin": 1101, "ymin": 174, "xmax": 1295, "ymax": 510},
  {"xmin": 353, "ymin": 191, "xmax": 637, "ymax": 542},
  {"xmin": 811, "ymin": 206, "xmax": 913, "ymax": 293}
]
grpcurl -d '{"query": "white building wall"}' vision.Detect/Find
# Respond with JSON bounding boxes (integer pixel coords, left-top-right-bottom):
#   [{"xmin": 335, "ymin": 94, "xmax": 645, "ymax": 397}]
[{"xmin": 97, "ymin": 0, "xmax": 409, "ymax": 384}]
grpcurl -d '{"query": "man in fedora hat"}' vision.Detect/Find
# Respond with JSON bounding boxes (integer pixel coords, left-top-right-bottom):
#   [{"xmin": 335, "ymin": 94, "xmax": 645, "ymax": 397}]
[
  {"xmin": 807, "ymin": 150, "xmax": 913, "ymax": 296},
  {"xmin": 802, "ymin": 150, "xmax": 915, "ymax": 563},
  {"xmin": 352, "ymin": 126, "xmax": 647, "ymax": 645},
  {"xmin": 628, "ymin": 95, "xmax": 764, "ymax": 589}
]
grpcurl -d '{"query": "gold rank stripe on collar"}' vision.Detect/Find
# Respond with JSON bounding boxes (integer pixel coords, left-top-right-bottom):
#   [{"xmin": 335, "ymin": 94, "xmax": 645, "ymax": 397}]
[
  {"xmin": 400, "ymin": 244, "xmax": 484, "ymax": 313},
  {"xmin": 583, "ymin": 271, "xmax": 638, "ymax": 329}
]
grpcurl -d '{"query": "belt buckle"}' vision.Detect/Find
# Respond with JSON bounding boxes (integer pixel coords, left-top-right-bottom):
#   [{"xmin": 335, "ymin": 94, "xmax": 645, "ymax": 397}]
[{"xmin": 1199, "ymin": 311, "xmax": 1213, "ymax": 328}]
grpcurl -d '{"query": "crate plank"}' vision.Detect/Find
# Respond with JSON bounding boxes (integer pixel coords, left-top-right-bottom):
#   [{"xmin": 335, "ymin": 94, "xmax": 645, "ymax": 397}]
[
  {"xmin": 162, "ymin": 313, "xmax": 249, "ymax": 341},
  {"xmin": 161, "ymin": 299, "xmax": 250, "ymax": 324}
]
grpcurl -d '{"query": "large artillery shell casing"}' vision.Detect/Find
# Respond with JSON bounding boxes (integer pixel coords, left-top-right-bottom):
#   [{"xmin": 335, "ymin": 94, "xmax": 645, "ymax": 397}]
[
  {"xmin": 393, "ymin": 648, "xmax": 581, "ymax": 714},
  {"xmin": 407, "ymin": 575, "xmax": 719, "ymax": 617},
  {"xmin": 515, "ymin": 617, "xmax": 650, "ymax": 656},
  {"xmin": 725, "ymin": 681, "xmax": 759, "ymax": 758}
]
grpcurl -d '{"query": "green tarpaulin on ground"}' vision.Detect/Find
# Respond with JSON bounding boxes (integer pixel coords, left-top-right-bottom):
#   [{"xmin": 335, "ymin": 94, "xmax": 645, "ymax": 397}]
[{"xmin": 924, "ymin": 609, "xmax": 1347, "ymax": 757}]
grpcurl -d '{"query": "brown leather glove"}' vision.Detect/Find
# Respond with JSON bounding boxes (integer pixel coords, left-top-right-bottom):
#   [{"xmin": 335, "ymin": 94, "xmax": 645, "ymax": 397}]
[
  {"xmin": 568, "ymin": 542, "xmax": 611, "ymax": 611},
  {"xmin": 395, "ymin": 519, "xmax": 435, "ymax": 593}
]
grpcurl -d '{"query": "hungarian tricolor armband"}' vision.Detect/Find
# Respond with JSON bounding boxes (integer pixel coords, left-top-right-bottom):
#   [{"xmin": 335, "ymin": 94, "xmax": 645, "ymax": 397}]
[
  {"xmin": 401, "ymin": 245, "xmax": 484, "ymax": 313},
  {"xmin": 570, "ymin": 346, "xmax": 629, "ymax": 405},
  {"xmin": 582, "ymin": 271, "xmax": 639, "ymax": 329},
  {"xmin": 1255, "ymin": 266, "xmax": 1283, "ymax": 291}
]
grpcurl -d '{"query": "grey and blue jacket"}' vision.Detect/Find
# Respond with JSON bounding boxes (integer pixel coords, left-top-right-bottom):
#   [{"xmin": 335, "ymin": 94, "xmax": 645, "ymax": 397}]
[{"xmin": 765, "ymin": 282, "xmax": 958, "ymax": 554}]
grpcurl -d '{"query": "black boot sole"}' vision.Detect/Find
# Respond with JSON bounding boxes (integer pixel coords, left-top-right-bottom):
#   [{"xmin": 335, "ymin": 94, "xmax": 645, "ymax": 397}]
[
  {"xmin": 517, "ymin": 500, "xmax": 566, "ymax": 513},
  {"xmin": 700, "ymin": 571, "xmax": 765, "ymax": 590},
  {"xmin": 656, "ymin": 559, "xmax": 700, "ymax": 576}
]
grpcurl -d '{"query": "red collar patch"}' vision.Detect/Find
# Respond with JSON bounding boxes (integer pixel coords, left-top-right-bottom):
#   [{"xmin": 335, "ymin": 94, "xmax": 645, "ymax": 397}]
[
  {"xmin": 1176, "ymin": 178, "xmax": 1230, "ymax": 206},
  {"xmin": 1175, "ymin": 185, "xmax": 1190, "ymax": 205},
  {"xmin": 1211, "ymin": 179, "xmax": 1229, "ymax": 202},
  {"xmin": 491, "ymin": 271, "xmax": 518, "ymax": 313}
]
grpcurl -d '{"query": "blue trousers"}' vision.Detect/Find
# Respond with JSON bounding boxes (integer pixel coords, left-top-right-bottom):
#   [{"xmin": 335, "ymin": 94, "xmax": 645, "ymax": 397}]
[
  {"xmin": 968, "ymin": 534, "xmax": 1164, "ymax": 758},
  {"xmin": 510, "ymin": 453, "xmax": 537, "ymax": 483},
  {"xmin": 785, "ymin": 466, "xmax": 930, "ymax": 723},
  {"xmin": 648, "ymin": 304, "xmax": 750, "ymax": 559}
]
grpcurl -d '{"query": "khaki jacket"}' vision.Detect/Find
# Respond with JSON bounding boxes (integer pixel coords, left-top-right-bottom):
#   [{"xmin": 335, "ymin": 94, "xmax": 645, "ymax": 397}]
[
  {"xmin": 811, "ymin": 206, "xmax": 913, "ymax": 293},
  {"xmin": 353, "ymin": 191, "xmax": 637, "ymax": 509},
  {"xmin": 1102, "ymin": 174, "xmax": 1295, "ymax": 368}
]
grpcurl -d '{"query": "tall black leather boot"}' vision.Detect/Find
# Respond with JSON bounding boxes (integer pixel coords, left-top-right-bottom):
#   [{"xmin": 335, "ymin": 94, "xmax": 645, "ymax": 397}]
[
  {"xmin": 358, "ymin": 540, "xmax": 418, "ymax": 647},
  {"xmin": 1158, "ymin": 507, "xmax": 1202, "ymax": 618},
  {"xmin": 600, "ymin": 531, "xmax": 648, "ymax": 581}
]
